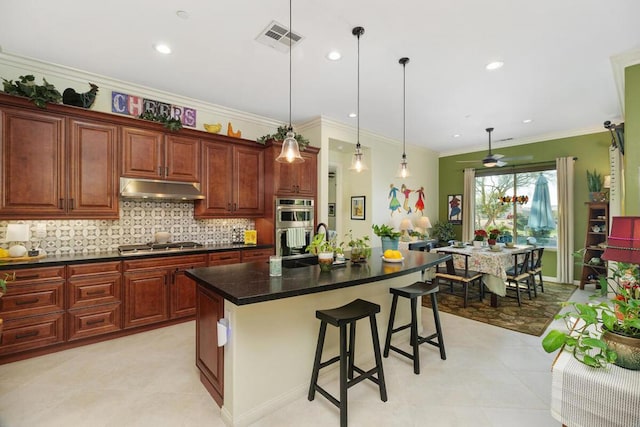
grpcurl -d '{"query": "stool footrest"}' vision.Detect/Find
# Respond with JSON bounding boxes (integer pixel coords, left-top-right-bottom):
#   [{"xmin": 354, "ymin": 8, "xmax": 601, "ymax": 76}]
[
  {"xmin": 314, "ymin": 385, "xmax": 340, "ymax": 408},
  {"xmin": 351, "ymin": 365, "xmax": 384, "ymax": 389},
  {"xmin": 390, "ymin": 323, "xmax": 411, "ymax": 335},
  {"xmin": 318, "ymin": 355, "xmax": 342, "ymax": 370},
  {"xmin": 387, "ymin": 344, "xmax": 414, "ymax": 360}
]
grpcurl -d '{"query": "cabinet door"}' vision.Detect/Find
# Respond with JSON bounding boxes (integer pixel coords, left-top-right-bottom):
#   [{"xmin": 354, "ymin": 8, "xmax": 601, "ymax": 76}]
[
  {"xmin": 0, "ymin": 107, "xmax": 66, "ymax": 217},
  {"xmin": 121, "ymin": 127, "xmax": 163, "ymax": 179},
  {"xmin": 233, "ymin": 146, "xmax": 264, "ymax": 216},
  {"xmin": 195, "ymin": 141, "xmax": 234, "ymax": 217},
  {"xmin": 123, "ymin": 270, "xmax": 169, "ymax": 328},
  {"xmin": 68, "ymin": 119, "xmax": 119, "ymax": 218},
  {"xmin": 170, "ymin": 261, "xmax": 206, "ymax": 319},
  {"xmin": 164, "ymin": 134, "xmax": 200, "ymax": 182},
  {"xmin": 196, "ymin": 284, "xmax": 224, "ymax": 406},
  {"xmin": 295, "ymin": 150, "xmax": 318, "ymax": 197}
]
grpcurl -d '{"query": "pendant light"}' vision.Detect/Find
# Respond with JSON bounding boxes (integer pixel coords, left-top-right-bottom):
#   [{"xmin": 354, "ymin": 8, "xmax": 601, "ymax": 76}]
[
  {"xmin": 396, "ymin": 57, "xmax": 410, "ymax": 178},
  {"xmin": 349, "ymin": 26, "xmax": 367, "ymax": 172},
  {"xmin": 276, "ymin": 0, "xmax": 304, "ymax": 164}
]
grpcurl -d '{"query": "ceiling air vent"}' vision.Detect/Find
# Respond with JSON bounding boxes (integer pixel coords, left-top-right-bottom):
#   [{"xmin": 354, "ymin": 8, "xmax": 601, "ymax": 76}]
[{"xmin": 256, "ymin": 20, "xmax": 303, "ymax": 53}]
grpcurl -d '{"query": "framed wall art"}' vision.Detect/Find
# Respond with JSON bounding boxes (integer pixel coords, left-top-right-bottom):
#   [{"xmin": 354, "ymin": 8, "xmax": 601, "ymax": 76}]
[
  {"xmin": 328, "ymin": 203, "xmax": 336, "ymax": 217},
  {"xmin": 351, "ymin": 196, "xmax": 365, "ymax": 220},
  {"xmin": 448, "ymin": 194, "xmax": 462, "ymax": 224}
]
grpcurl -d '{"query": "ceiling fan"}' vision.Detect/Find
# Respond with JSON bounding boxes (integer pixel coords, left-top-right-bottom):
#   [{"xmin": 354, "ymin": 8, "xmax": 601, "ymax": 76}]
[{"xmin": 457, "ymin": 127, "xmax": 532, "ymax": 167}]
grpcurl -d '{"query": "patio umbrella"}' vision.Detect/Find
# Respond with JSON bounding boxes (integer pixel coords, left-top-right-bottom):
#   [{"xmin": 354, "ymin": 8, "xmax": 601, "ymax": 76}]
[{"xmin": 528, "ymin": 174, "xmax": 556, "ymax": 231}]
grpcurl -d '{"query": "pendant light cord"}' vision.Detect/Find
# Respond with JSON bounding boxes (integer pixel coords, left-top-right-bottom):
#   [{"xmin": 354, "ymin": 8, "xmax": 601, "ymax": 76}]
[
  {"xmin": 399, "ymin": 57, "xmax": 409, "ymax": 159},
  {"xmin": 288, "ymin": 0, "xmax": 292, "ymax": 130},
  {"xmin": 357, "ymin": 29, "xmax": 360, "ymax": 148}
]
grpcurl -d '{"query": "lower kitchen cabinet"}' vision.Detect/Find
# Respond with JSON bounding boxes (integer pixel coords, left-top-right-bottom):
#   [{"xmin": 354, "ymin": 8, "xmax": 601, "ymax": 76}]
[
  {"xmin": 208, "ymin": 251, "xmax": 241, "ymax": 266},
  {"xmin": 196, "ymin": 283, "xmax": 224, "ymax": 406},
  {"xmin": 241, "ymin": 248, "xmax": 273, "ymax": 264},
  {"xmin": 67, "ymin": 303, "xmax": 121, "ymax": 341},
  {"xmin": 123, "ymin": 254, "xmax": 206, "ymax": 329},
  {"xmin": 0, "ymin": 266, "xmax": 66, "ymax": 355}
]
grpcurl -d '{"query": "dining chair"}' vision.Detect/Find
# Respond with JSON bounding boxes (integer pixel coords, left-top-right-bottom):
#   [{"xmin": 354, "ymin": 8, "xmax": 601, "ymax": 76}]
[
  {"xmin": 528, "ymin": 247, "xmax": 545, "ymax": 295},
  {"xmin": 434, "ymin": 251, "xmax": 483, "ymax": 307},
  {"xmin": 504, "ymin": 251, "xmax": 532, "ymax": 306}
]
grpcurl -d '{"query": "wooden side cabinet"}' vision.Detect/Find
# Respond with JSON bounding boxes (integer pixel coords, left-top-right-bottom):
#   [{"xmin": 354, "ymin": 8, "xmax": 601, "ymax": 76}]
[
  {"xmin": 270, "ymin": 143, "xmax": 318, "ymax": 197},
  {"xmin": 196, "ymin": 283, "xmax": 224, "ymax": 407},
  {"xmin": 580, "ymin": 202, "xmax": 609, "ymax": 289}
]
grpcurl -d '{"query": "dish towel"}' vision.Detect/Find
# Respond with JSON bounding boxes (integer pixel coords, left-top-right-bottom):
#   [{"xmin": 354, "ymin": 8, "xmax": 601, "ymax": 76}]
[{"xmin": 286, "ymin": 228, "xmax": 306, "ymax": 248}]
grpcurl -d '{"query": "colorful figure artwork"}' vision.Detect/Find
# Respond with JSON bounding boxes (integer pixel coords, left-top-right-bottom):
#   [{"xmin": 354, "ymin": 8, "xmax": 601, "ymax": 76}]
[
  {"xmin": 388, "ymin": 184, "xmax": 402, "ymax": 216},
  {"xmin": 448, "ymin": 194, "xmax": 462, "ymax": 224},
  {"xmin": 401, "ymin": 184, "xmax": 413, "ymax": 214},
  {"xmin": 414, "ymin": 186, "xmax": 425, "ymax": 215}
]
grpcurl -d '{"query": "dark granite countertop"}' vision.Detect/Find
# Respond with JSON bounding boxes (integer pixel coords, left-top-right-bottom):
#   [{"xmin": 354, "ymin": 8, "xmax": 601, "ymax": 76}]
[
  {"xmin": 0, "ymin": 243, "xmax": 274, "ymax": 271},
  {"xmin": 186, "ymin": 248, "xmax": 451, "ymax": 305}
]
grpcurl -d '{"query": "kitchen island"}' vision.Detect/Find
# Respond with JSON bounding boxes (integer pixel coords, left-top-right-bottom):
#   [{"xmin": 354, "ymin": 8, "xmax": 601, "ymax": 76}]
[{"xmin": 186, "ymin": 248, "xmax": 450, "ymax": 427}]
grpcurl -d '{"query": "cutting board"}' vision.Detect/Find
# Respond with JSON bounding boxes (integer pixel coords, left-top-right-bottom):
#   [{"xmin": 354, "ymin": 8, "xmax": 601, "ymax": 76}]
[{"xmin": 0, "ymin": 254, "xmax": 47, "ymax": 262}]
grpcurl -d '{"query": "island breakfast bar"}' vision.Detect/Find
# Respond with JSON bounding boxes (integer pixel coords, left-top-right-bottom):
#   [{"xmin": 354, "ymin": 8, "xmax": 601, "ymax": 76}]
[{"xmin": 186, "ymin": 249, "xmax": 450, "ymax": 427}]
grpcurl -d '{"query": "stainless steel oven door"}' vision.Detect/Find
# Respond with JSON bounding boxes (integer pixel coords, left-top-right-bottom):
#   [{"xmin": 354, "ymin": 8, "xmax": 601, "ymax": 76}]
[{"xmin": 276, "ymin": 228, "xmax": 313, "ymax": 257}]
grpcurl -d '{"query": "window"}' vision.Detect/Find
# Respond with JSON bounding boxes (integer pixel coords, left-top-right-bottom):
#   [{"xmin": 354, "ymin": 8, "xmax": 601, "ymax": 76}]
[{"xmin": 474, "ymin": 167, "xmax": 557, "ymax": 248}]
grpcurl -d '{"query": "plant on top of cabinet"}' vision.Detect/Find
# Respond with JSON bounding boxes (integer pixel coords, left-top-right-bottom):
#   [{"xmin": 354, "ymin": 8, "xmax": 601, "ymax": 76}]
[
  {"xmin": 257, "ymin": 125, "xmax": 309, "ymax": 150},
  {"xmin": 138, "ymin": 111, "xmax": 183, "ymax": 131},
  {"xmin": 2, "ymin": 75, "xmax": 62, "ymax": 108}
]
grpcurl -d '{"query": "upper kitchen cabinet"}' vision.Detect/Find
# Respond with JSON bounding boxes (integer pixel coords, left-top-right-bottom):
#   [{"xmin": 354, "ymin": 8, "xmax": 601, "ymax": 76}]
[
  {"xmin": 195, "ymin": 139, "xmax": 264, "ymax": 218},
  {"xmin": 266, "ymin": 142, "xmax": 319, "ymax": 197},
  {"xmin": 0, "ymin": 105, "xmax": 119, "ymax": 219},
  {"xmin": 121, "ymin": 128, "xmax": 200, "ymax": 182}
]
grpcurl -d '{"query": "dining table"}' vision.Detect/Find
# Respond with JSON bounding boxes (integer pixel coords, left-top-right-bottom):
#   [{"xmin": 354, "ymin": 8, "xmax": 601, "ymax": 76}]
[{"xmin": 435, "ymin": 244, "xmax": 533, "ymax": 307}]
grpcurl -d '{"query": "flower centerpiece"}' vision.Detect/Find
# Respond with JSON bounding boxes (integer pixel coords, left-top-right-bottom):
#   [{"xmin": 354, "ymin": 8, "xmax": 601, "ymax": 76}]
[
  {"xmin": 488, "ymin": 229, "xmax": 501, "ymax": 245},
  {"xmin": 473, "ymin": 229, "xmax": 487, "ymax": 247},
  {"xmin": 542, "ymin": 261, "xmax": 640, "ymax": 369}
]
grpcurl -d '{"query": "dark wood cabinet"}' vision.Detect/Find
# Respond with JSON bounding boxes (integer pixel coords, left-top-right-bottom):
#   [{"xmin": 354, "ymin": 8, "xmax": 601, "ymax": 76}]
[
  {"xmin": 270, "ymin": 144, "xmax": 318, "ymax": 197},
  {"xmin": 67, "ymin": 261, "xmax": 122, "ymax": 341},
  {"xmin": 580, "ymin": 202, "xmax": 609, "ymax": 289},
  {"xmin": 0, "ymin": 106, "xmax": 118, "ymax": 219},
  {"xmin": 123, "ymin": 254, "xmax": 206, "ymax": 328},
  {"xmin": 241, "ymin": 248, "xmax": 273, "ymax": 264},
  {"xmin": 196, "ymin": 283, "xmax": 224, "ymax": 406},
  {"xmin": 121, "ymin": 127, "xmax": 200, "ymax": 182},
  {"xmin": 195, "ymin": 140, "xmax": 264, "ymax": 217},
  {"xmin": 0, "ymin": 266, "xmax": 66, "ymax": 355},
  {"xmin": 208, "ymin": 251, "xmax": 242, "ymax": 266}
]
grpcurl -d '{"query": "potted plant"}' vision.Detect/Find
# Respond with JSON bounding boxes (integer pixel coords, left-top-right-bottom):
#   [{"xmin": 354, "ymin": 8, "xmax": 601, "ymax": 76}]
[
  {"xmin": 542, "ymin": 261, "xmax": 640, "ymax": 369},
  {"xmin": 306, "ymin": 233, "xmax": 340, "ymax": 272},
  {"xmin": 431, "ymin": 221, "xmax": 456, "ymax": 246},
  {"xmin": 372, "ymin": 224, "xmax": 401, "ymax": 252},
  {"xmin": 488, "ymin": 229, "xmax": 501, "ymax": 246},
  {"xmin": 2, "ymin": 74, "xmax": 62, "ymax": 108},
  {"xmin": 343, "ymin": 230, "xmax": 371, "ymax": 263},
  {"xmin": 587, "ymin": 169, "xmax": 605, "ymax": 202},
  {"xmin": 257, "ymin": 125, "xmax": 310, "ymax": 150},
  {"xmin": 473, "ymin": 229, "xmax": 488, "ymax": 248}
]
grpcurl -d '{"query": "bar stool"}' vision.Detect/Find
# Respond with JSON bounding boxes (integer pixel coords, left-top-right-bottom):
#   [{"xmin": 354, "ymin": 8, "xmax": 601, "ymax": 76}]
[
  {"xmin": 383, "ymin": 281, "xmax": 446, "ymax": 374},
  {"xmin": 308, "ymin": 298, "xmax": 388, "ymax": 427}
]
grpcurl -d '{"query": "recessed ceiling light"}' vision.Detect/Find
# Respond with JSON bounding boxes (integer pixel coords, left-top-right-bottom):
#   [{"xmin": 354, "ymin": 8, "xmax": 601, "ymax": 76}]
[
  {"xmin": 154, "ymin": 43, "xmax": 172, "ymax": 54},
  {"xmin": 327, "ymin": 51, "xmax": 341, "ymax": 61},
  {"xmin": 348, "ymin": 113, "xmax": 357, "ymax": 118},
  {"xmin": 485, "ymin": 61, "xmax": 504, "ymax": 70},
  {"xmin": 522, "ymin": 119, "xmax": 533, "ymax": 124},
  {"xmin": 453, "ymin": 134, "xmax": 461, "ymax": 138},
  {"xmin": 176, "ymin": 10, "xmax": 189, "ymax": 19}
]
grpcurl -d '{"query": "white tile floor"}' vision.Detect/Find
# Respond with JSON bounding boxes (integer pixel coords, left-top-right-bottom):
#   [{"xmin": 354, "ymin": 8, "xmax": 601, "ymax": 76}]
[{"xmin": 0, "ymin": 287, "xmax": 591, "ymax": 427}]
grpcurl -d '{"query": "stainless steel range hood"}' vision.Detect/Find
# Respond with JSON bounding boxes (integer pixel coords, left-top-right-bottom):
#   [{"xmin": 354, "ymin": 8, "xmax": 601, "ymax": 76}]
[{"xmin": 120, "ymin": 177, "xmax": 205, "ymax": 200}]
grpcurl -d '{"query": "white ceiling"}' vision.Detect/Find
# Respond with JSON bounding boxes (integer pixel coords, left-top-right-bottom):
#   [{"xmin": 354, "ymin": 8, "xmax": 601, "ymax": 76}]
[{"xmin": 2, "ymin": 0, "xmax": 639, "ymax": 155}]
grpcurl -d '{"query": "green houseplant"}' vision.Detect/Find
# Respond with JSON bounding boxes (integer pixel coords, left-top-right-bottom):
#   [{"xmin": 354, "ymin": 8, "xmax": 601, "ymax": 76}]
[
  {"xmin": 372, "ymin": 224, "xmax": 401, "ymax": 252},
  {"xmin": 343, "ymin": 230, "xmax": 371, "ymax": 263},
  {"xmin": 586, "ymin": 169, "xmax": 605, "ymax": 202},
  {"xmin": 431, "ymin": 221, "xmax": 456, "ymax": 246},
  {"xmin": 2, "ymin": 74, "xmax": 62, "ymax": 108},
  {"xmin": 257, "ymin": 125, "xmax": 310, "ymax": 150},
  {"xmin": 306, "ymin": 233, "xmax": 340, "ymax": 272},
  {"xmin": 542, "ymin": 262, "xmax": 640, "ymax": 369}
]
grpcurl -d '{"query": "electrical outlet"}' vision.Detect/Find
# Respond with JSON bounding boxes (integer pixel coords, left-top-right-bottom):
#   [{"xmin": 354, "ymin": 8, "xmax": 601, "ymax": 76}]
[{"xmin": 35, "ymin": 223, "xmax": 47, "ymax": 238}]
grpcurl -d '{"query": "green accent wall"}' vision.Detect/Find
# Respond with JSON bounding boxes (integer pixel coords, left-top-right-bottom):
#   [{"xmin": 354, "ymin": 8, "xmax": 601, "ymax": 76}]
[
  {"xmin": 624, "ymin": 63, "xmax": 640, "ymax": 215},
  {"xmin": 439, "ymin": 131, "xmax": 611, "ymax": 280}
]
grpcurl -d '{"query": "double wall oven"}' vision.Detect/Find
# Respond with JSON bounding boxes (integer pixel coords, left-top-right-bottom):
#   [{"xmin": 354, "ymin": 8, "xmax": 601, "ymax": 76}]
[{"xmin": 275, "ymin": 198, "xmax": 314, "ymax": 257}]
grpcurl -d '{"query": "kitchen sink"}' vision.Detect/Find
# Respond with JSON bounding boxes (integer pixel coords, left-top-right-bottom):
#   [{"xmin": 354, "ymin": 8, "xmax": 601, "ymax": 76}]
[{"xmin": 282, "ymin": 255, "xmax": 318, "ymax": 268}]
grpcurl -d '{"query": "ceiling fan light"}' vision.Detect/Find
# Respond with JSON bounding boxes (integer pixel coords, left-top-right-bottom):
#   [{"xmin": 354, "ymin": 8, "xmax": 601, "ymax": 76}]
[{"xmin": 483, "ymin": 160, "xmax": 497, "ymax": 167}]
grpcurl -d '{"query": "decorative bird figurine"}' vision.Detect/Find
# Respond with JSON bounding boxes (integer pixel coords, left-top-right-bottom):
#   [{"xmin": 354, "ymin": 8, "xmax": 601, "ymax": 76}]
[
  {"xmin": 62, "ymin": 83, "xmax": 99, "ymax": 108},
  {"xmin": 227, "ymin": 122, "xmax": 241, "ymax": 138},
  {"xmin": 203, "ymin": 123, "xmax": 222, "ymax": 134}
]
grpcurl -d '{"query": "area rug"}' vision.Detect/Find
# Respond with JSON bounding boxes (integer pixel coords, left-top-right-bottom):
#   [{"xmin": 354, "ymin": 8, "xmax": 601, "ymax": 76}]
[{"xmin": 422, "ymin": 282, "xmax": 577, "ymax": 336}]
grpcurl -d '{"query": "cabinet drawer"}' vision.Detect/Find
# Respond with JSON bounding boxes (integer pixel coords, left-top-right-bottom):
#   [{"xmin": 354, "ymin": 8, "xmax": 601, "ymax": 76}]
[
  {"xmin": 124, "ymin": 254, "xmax": 207, "ymax": 271},
  {"xmin": 241, "ymin": 248, "xmax": 273, "ymax": 263},
  {"xmin": 208, "ymin": 251, "xmax": 241, "ymax": 266},
  {"xmin": 2, "ymin": 266, "xmax": 66, "ymax": 283},
  {"xmin": 0, "ymin": 281, "xmax": 64, "ymax": 319},
  {"xmin": 0, "ymin": 312, "xmax": 64, "ymax": 355},
  {"xmin": 67, "ymin": 303, "xmax": 122, "ymax": 341},
  {"xmin": 68, "ymin": 274, "xmax": 121, "ymax": 308},
  {"xmin": 67, "ymin": 261, "xmax": 122, "ymax": 278}
]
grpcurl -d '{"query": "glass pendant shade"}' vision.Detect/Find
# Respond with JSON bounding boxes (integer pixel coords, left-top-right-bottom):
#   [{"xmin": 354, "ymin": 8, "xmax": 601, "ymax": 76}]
[
  {"xmin": 396, "ymin": 156, "xmax": 410, "ymax": 178},
  {"xmin": 349, "ymin": 143, "xmax": 368, "ymax": 172},
  {"xmin": 275, "ymin": 130, "xmax": 304, "ymax": 163}
]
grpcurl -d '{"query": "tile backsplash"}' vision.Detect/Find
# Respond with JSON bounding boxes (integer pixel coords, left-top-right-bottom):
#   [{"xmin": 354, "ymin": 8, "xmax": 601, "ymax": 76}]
[{"xmin": 0, "ymin": 200, "xmax": 255, "ymax": 256}]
